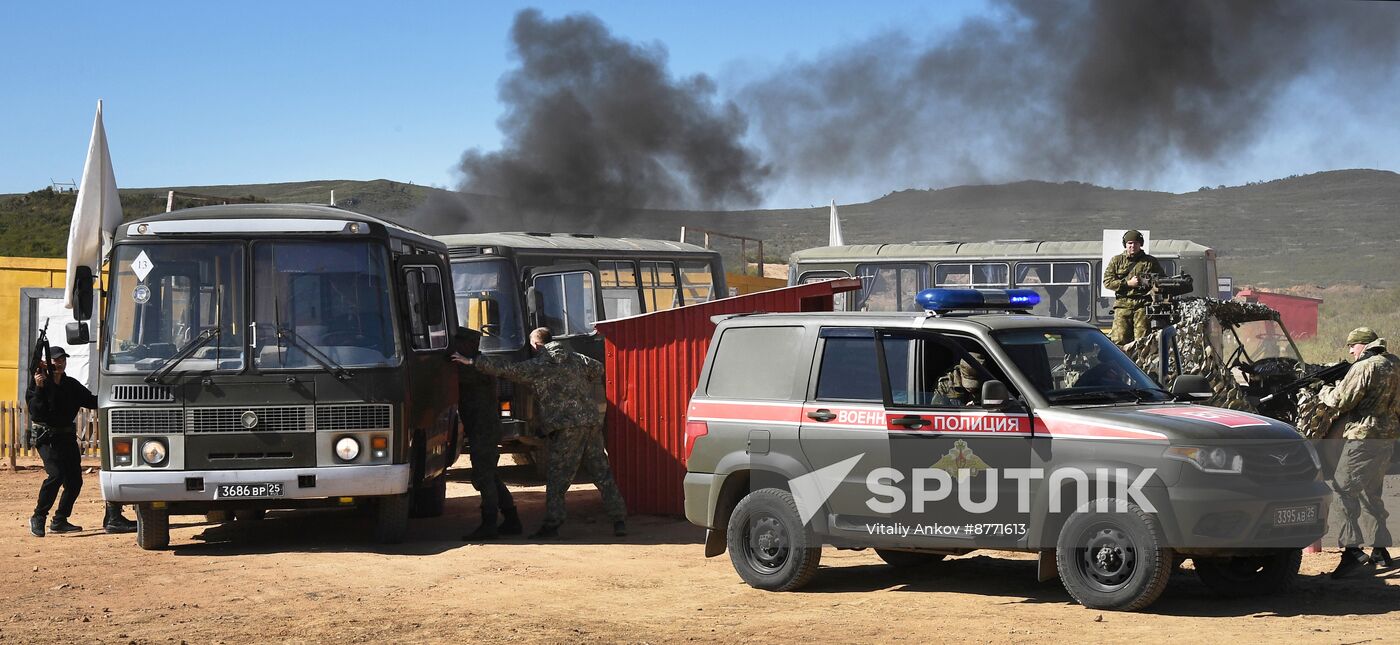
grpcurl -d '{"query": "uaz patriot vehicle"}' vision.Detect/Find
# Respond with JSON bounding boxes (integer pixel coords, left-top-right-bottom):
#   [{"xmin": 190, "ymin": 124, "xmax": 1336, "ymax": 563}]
[
  {"xmin": 437, "ymin": 232, "xmax": 725, "ymax": 463},
  {"xmin": 683, "ymin": 288, "xmax": 1330, "ymax": 611},
  {"xmin": 93, "ymin": 204, "xmax": 460, "ymax": 549}
]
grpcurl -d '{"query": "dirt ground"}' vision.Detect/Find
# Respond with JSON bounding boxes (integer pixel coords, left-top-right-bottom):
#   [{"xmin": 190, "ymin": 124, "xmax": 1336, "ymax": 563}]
[{"xmin": 3, "ymin": 457, "xmax": 1397, "ymax": 645}]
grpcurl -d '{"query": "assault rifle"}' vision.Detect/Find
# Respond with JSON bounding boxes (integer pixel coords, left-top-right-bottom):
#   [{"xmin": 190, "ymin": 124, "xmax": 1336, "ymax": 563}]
[
  {"xmin": 28, "ymin": 318, "xmax": 53, "ymax": 388},
  {"xmin": 1258, "ymin": 360, "xmax": 1351, "ymax": 404}
]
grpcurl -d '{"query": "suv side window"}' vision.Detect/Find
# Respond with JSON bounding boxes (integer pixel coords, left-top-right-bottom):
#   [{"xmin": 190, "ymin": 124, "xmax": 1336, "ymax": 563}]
[
  {"xmin": 880, "ymin": 332, "xmax": 1007, "ymax": 408},
  {"xmin": 815, "ymin": 328, "xmax": 881, "ymax": 402},
  {"xmin": 706, "ymin": 326, "xmax": 805, "ymax": 400}
]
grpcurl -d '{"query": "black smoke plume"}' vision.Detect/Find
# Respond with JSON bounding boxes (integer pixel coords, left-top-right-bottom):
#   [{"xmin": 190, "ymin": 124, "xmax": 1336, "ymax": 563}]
[
  {"xmin": 739, "ymin": 0, "xmax": 1400, "ymax": 197},
  {"xmin": 453, "ymin": 9, "xmax": 768, "ymax": 230}
]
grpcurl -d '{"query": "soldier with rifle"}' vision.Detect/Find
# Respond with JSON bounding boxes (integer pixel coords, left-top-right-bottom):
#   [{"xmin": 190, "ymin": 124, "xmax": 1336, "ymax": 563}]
[
  {"xmin": 27, "ymin": 326, "xmax": 136, "ymax": 537},
  {"xmin": 1103, "ymin": 230, "xmax": 1165, "ymax": 345},
  {"xmin": 1318, "ymin": 327, "xmax": 1399, "ymax": 578}
]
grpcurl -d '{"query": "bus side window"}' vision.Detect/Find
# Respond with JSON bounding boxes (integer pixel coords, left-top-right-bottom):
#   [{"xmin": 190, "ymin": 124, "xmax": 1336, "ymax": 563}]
[
  {"xmin": 679, "ymin": 261, "xmax": 715, "ymax": 305},
  {"xmin": 640, "ymin": 261, "xmax": 680, "ymax": 312},
  {"xmin": 403, "ymin": 266, "xmax": 449, "ymax": 351},
  {"xmin": 599, "ymin": 260, "xmax": 642, "ymax": 319},
  {"xmin": 534, "ymin": 270, "xmax": 598, "ymax": 337}
]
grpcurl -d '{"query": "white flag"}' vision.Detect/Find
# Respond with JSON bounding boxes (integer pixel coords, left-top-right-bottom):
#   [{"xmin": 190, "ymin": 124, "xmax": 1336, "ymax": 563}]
[
  {"xmin": 828, "ymin": 199, "xmax": 845, "ymax": 246},
  {"xmin": 64, "ymin": 100, "xmax": 123, "ymax": 314}
]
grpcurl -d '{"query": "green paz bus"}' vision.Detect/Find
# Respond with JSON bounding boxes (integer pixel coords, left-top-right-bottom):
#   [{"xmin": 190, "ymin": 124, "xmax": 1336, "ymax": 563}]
[
  {"xmin": 787, "ymin": 239, "xmax": 1218, "ymax": 327},
  {"xmin": 95, "ymin": 204, "xmax": 461, "ymax": 549},
  {"xmin": 436, "ymin": 232, "xmax": 726, "ymax": 460}
]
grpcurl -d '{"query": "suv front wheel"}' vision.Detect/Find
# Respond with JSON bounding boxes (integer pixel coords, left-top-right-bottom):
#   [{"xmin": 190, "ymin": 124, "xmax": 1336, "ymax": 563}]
[
  {"xmin": 727, "ymin": 488, "xmax": 822, "ymax": 591},
  {"xmin": 1055, "ymin": 498, "xmax": 1173, "ymax": 611}
]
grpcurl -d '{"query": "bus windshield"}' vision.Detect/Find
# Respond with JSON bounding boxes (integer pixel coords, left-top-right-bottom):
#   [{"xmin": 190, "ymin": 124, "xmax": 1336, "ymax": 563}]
[
  {"xmin": 451, "ymin": 258, "xmax": 526, "ymax": 351},
  {"xmin": 106, "ymin": 243, "xmax": 246, "ymax": 374},
  {"xmin": 252, "ymin": 241, "xmax": 400, "ymax": 369}
]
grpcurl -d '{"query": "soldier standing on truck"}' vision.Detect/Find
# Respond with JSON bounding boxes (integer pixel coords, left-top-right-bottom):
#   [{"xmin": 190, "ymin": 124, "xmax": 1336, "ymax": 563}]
[
  {"xmin": 467, "ymin": 328, "xmax": 628, "ymax": 539},
  {"xmin": 1103, "ymin": 229, "xmax": 1164, "ymax": 345},
  {"xmin": 451, "ymin": 328, "xmax": 522, "ymax": 541},
  {"xmin": 1319, "ymin": 327, "xmax": 1399, "ymax": 577}
]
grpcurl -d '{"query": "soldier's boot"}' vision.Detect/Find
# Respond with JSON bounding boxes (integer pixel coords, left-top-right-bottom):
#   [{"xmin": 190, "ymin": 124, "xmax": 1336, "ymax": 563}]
[
  {"xmin": 104, "ymin": 503, "xmax": 136, "ymax": 534},
  {"xmin": 613, "ymin": 520, "xmax": 627, "ymax": 537},
  {"xmin": 29, "ymin": 515, "xmax": 45, "ymax": 538},
  {"xmin": 48, "ymin": 517, "xmax": 82, "ymax": 534},
  {"xmin": 529, "ymin": 523, "xmax": 560, "ymax": 540},
  {"xmin": 462, "ymin": 516, "xmax": 499, "ymax": 541},
  {"xmin": 1371, "ymin": 547, "xmax": 1394, "ymax": 569},
  {"xmin": 498, "ymin": 507, "xmax": 523, "ymax": 536},
  {"xmin": 1330, "ymin": 546, "xmax": 1373, "ymax": 579}
]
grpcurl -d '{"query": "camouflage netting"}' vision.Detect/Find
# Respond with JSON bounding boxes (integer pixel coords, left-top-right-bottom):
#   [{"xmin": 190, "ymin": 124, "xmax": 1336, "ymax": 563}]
[{"xmin": 1121, "ymin": 297, "xmax": 1336, "ymax": 437}]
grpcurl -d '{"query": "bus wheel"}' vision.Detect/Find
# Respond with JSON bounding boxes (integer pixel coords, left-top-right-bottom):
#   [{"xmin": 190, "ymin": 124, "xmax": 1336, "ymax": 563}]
[
  {"xmin": 136, "ymin": 504, "xmax": 170, "ymax": 550},
  {"xmin": 410, "ymin": 474, "xmax": 447, "ymax": 518},
  {"xmin": 374, "ymin": 493, "xmax": 410, "ymax": 544},
  {"xmin": 1055, "ymin": 498, "xmax": 1172, "ymax": 611}
]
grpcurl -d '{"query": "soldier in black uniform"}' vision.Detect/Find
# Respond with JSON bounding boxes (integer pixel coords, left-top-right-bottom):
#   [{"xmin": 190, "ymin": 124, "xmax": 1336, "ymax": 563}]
[
  {"xmin": 27, "ymin": 347, "xmax": 131, "ymax": 536},
  {"xmin": 450, "ymin": 328, "xmax": 521, "ymax": 540}
]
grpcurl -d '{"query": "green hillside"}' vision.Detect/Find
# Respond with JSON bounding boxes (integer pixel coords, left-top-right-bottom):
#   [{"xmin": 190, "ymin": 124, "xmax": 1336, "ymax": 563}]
[{"xmin": 4, "ymin": 169, "xmax": 1397, "ymax": 288}]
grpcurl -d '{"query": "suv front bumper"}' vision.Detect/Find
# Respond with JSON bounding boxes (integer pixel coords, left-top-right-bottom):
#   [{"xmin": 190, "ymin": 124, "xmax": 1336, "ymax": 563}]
[{"xmin": 1165, "ymin": 478, "xmax": 1331, "ymax": 552}]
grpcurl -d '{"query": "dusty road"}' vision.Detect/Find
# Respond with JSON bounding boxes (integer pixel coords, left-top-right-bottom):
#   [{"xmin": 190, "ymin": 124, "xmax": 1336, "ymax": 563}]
[{"xmin": 4, "ymin": 457, "xmax": 1397, "ymax": 644}]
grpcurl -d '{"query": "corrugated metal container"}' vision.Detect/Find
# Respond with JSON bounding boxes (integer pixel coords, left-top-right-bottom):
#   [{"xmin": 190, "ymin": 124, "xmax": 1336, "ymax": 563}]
[{"xmin": 595, "ymin": 278, "xmax": 860, "ymax": 515}]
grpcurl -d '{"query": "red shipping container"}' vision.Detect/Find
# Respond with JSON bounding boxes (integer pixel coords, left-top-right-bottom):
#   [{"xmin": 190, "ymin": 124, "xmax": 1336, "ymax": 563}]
[
  {"xmin": 1235, "ymin": 289, "xmax": 1323, "ymax": 340},
  {"xmin": 595, "ymin": 278, "xmax": 861, "ymax": 515}
]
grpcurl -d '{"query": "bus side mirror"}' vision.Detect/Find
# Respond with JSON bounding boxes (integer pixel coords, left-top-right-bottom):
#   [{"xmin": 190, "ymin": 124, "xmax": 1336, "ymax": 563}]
[
  {"xmin": 981, "ymin": 380, "xmax": 1010, "ymax": 408},
  {"xmin": 66, "ymin": 322, "xmax": 90, "ymax": 345},
  {"xmin": 524, "ymin": 286, "xmax": 540, "ymax": 317},
  {"xmin": 423, "ymin": 286, "xmax": 445, "ymax": 327},
  {"xmin": 72, "ymin": 265, "xmax": 94, "ymax": 321}
]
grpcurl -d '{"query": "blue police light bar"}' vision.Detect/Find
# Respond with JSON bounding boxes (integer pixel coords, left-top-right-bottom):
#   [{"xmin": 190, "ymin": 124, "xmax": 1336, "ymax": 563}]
[{"xmin": 916, "ymin": 288, "xmax": 1041, "ymax": 313}]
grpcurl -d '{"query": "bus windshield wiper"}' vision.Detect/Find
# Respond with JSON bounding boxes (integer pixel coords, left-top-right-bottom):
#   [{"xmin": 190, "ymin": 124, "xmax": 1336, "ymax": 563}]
[
  {"xmin": 275, "ymin": 326, "xmax": 353, "ymax": 381},
  {"xmin": 145, "ymin": 328, "xmax": 220, "ymax": 384}
]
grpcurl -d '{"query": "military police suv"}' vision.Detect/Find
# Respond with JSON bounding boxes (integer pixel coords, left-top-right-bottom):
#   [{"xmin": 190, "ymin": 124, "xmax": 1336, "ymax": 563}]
[{"xmin": 683, "ymin": 289, "xmax": 1331, "ymax": 611}]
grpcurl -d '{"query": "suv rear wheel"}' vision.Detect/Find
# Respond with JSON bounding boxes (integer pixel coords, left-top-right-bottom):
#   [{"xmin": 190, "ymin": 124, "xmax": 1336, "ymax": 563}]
[
  {"xmin": 726, "ymin": 488, "xmax": 821, "ymax": 591},
  {"xmin": 1193, "ymin": 549, "xmax": 1301, "ymax": 596},
  {"xmin": 1055, "ymin": 498, "xmax": 1173, "ymax": 611}
]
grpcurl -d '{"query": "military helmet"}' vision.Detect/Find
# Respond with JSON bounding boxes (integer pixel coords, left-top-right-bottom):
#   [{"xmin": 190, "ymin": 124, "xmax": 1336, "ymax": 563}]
[
  {"xmin": 1122, "ymin": 229, "xmax": 1144, "ymax": 245},
  {"xmin": 1345, "ymin": 327, "xmax": 1378, "ymax": 347}
]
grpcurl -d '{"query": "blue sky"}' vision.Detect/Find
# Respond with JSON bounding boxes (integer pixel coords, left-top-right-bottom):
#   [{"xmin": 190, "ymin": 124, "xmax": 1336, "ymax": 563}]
[{"xmin": 3, "ymin": 1, "xmax": 1398, "ymax": 208}]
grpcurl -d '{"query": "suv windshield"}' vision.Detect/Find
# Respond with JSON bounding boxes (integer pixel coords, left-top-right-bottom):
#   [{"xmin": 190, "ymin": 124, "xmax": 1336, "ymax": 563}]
[
  {"xmin": 994, "ymin": 327, "xmax": 1170, "ymax": 404},
  {"xmin": 451, "ymin": 258, "xmax": 526, "ymax": 351},
  {"xmin": 252, "ymin": 241, "xmax": 400, "ymax": 369},
  {"xmin": 106, "ymin": 243, "xmax": 246, "ymax": 374}
]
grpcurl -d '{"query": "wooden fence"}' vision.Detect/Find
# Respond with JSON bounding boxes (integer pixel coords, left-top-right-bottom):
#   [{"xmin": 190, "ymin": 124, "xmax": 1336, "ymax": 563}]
[{"xmin": 1, "ymin": 401, "xmax": 102, "ymax": 469}]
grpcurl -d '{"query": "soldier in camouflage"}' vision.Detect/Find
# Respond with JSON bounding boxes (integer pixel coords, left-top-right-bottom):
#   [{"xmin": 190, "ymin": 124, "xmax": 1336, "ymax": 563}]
[
  {"xmin": 1103, "ymin": 229, "xmax": 1164, "ymax": 346},
  {"xmin": 451, "ymin": 328, "xmax": 521, "ymax": 541},
  {"xmin": 1319, "ymin": 327, "xmax": 1399, "ymax": 577},
  {"xmin": 472, "ymin": 328, "xmax": 627, "ymax": 539}
]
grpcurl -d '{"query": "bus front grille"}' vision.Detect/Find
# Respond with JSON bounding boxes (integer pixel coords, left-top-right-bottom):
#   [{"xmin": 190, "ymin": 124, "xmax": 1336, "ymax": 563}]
[
  {"xmin": 186, "ymin": 406, "xmax": 314, "ymax": 433},
  {"xmin": 315, "ymin": 404, "xmax": 393, "ymax": 431},
  {"xmin": 109, "ymin": 408, "xmax": 183, "ymax": 434}
]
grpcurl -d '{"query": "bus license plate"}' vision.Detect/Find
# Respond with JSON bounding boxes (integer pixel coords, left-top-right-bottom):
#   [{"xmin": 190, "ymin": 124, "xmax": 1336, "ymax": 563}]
[
  {"xmin": 1273, "ymin": 504, "xmax": 1317, "ymax": 527},
  {"xmin": 217, "ymin": 483, "xmax": 283, "ymax": 499}
]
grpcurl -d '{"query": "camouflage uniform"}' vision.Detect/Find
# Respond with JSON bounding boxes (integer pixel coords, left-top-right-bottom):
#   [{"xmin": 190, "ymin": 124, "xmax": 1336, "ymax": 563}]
[
  {"xmin": 936, "ymin": 355, "xmax": 983, "ymax": 406},
  {"xmin": 1319, "ymin": 337, "xmax": 1400, "ymax": 549},
  {"xmin": 1103, "ymin": 246, "xmax": 1163, "ymax": 345},
  {"xmin": 477, "ymin": 342, "xmax": 627, "ymax": 528}
]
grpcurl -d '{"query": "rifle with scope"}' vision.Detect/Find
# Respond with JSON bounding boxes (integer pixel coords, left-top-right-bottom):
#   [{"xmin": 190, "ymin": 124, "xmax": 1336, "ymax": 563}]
[{"xmin": 1258, "ymin": 360, "xmax": 1351, "ymax": 404}]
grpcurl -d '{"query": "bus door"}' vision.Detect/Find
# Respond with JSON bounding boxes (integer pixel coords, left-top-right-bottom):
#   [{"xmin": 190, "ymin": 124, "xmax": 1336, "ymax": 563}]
[{"xmin": 526, "ymin": 264, "xmax": 603, "ymax": 361}]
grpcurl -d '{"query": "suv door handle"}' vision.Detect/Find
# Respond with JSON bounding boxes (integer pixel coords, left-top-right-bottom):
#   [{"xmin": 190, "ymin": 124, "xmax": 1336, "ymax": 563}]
[
  {"xmin": 890, "ymin": 415, "xmax": 929, "ymax": 429},
  {"xmin": 806, "ymin": 409, "xmax": 837, "ymax": 422}
]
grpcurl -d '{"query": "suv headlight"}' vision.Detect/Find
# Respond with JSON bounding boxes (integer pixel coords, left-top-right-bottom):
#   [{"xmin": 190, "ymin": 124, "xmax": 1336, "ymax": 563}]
[{"xmin": 1164, "ymin": 445, "xmax": 1243, "ymax": 474}]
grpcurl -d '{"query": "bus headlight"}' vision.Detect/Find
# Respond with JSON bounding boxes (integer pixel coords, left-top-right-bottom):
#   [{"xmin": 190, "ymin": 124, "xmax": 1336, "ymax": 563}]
[
  {"xmin": 335, "ymin": 436, "xmax": 361, "ymax": 462},
  {"xmin": 141, "ymin": 439, "xmax": 168, "ymax": 466}
]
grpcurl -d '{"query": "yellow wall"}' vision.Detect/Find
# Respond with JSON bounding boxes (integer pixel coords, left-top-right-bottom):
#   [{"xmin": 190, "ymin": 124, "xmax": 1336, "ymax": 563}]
[
  {"xmin": 0, "ymin": 257, "xmax": 67, "ymax": 400},
  {"xmin": 725, "ymin": 273, "xmax": 787, "ymax": 295}
]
